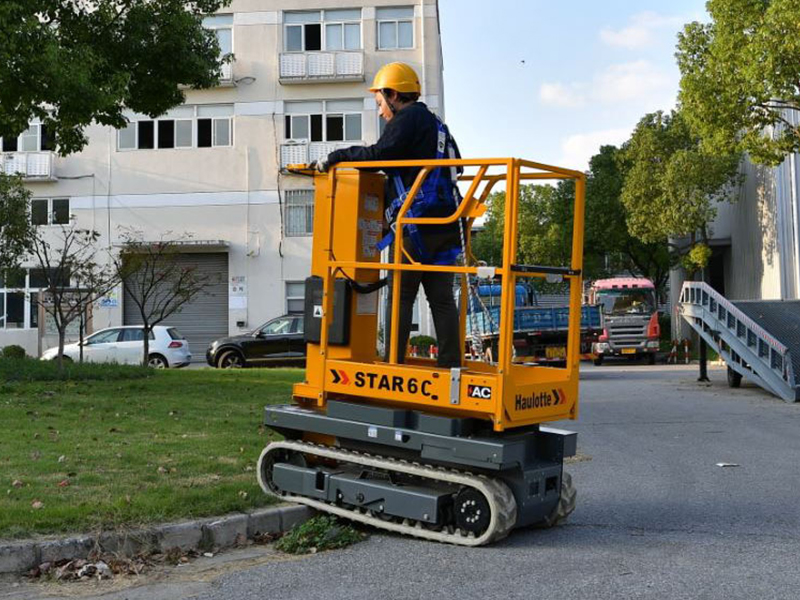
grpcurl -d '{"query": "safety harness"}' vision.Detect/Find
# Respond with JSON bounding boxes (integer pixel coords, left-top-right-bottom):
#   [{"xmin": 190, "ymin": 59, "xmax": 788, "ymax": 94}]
[{"xmin": 375, "ymin": 114, "xmax": 463, "ymax": 265}]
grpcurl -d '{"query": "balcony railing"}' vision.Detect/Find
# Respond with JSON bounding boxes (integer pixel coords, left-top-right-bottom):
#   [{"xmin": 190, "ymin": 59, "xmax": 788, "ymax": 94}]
[
  {"xmin": 280, "ymin": 141, "xmax": 363, "ymax": 169},
  {"xmin": 0, "ymin": 152, "xmax": 55, "ymax": 181},
  {"xmin": 219, "ymin": 60, "xmax": 234, "ymax": 86},
  {"xmin": 279, "ymin": 51, "xmax": 365, "ymax": 84}
]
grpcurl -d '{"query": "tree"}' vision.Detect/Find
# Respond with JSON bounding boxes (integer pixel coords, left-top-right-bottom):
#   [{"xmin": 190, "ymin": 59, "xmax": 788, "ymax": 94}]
[
  {"xmin": 0, "ymin": 0, "xmax": 230, "ymax": 155},
  {"xmin": 619, "ymin": 111, "xmax": 741, "ymax": 274},
  {"xmin": 585, "ymin": 146, "xmax": 673, "ymax": 296},
  {"xmin": 677, "ymin": 0, "xmax": 800, "ymax": 166},
  {"xmin": 0, "ymin": 173, "xmax": 35, "ymax": 273},
  {"xmin": 114, "ymin": 230, "xmax": 211, "ymax": 366},
  {"xmin": 29, "ymin": 228, "xmax": 119, "ymax": 370}
]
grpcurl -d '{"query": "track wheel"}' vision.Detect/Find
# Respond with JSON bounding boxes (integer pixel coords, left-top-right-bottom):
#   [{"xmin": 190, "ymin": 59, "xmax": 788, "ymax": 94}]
[
  {"xmin": 535, "ymin": 471, "xmax": 577, "ymax": 528},
  {"xmin": 453, "ymin": 488, "xmax": 491, "ymax": 535},
  {"xmin": 257, "ymin": 448, "xmax": 306, "ymax": 495},
  {"xmin": 727, "ymin": 366, "xmax": 742, "ymax": 388}
]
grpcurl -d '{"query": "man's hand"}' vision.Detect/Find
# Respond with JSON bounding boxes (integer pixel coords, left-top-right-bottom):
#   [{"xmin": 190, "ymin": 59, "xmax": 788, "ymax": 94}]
[{"xmin": 312, "ymin": 158, "xmax": 330, "ymax": 173}]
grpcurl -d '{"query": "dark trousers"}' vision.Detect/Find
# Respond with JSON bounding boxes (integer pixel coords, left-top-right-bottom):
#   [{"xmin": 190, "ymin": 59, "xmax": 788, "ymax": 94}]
[{"xmin": 383, "ymin": 232, "xmax": 462, "ymax": 368}]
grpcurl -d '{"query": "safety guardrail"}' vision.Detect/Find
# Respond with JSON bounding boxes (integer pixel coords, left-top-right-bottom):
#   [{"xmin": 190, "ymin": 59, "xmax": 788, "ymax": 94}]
[{"xmin": 679, "ymin": 281, "xmax": 798, "ymax": 402}]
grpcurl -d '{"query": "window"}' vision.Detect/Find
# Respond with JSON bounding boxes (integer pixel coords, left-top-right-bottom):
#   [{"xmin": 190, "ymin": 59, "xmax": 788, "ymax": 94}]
[
  {"xmin": 284, "ymin": 9, "xmax": 361, "ymax": 52},
  {"xmin": 87, "ymin": 329, "xmax": 122, "ymax": 344},
  {"xmin": 285, "ymin": 190, "xmax": 315, "ymax": 236},
  {"xmin": 261, "ymin": 317, "xmax": 294, "ymax": 335},
  {"xmin": 284, "ymin": 100, "xmax": 363, "ymax": 143},
  {"xmin": 0, "ymin": 122, "xmax": 55, "ymax": 153},
  {"xmin": 203, "ymin": 14, "xmax": 233, "ymax": 59},
  {"xmin": 286, "ymin": 282, "xmax": 306, "ymax": 313},
  {"xmin": 0, "ymin": 269, "xmax": 47, "ymax": 330},
  {"xmin": 30, "ymin": 198, "xmax": 70, "ymax": 226},
  {"xmin": 120, "ymin": 328, "xmax": 155, "ymax": 342},
  {"xmin": 377, "ymin": 7, "xmax": 414, "ymax": 50},
  {"xmin": 117, "ymin": 105, "xmax": 231, "ymax": 151}
]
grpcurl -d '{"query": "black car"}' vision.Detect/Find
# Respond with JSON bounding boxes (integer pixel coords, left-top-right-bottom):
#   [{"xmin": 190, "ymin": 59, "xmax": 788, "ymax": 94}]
[{"xmin": 206, "ymin": 314, "xmax": 305, "ymax": 368}]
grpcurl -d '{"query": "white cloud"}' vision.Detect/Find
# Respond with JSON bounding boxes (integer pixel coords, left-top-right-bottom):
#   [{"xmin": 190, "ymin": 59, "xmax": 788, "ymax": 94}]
[
  {"xmin": 600, "ymin": 11, "xmax": 685, "ymax": 49},
  {"xmin": 559, "ymin": 128, "xmax": 632, "ymax": 171},
  {"xmin": 540, "ymin": 60, "xmax": 674, "ymax": 109},
  {"xmin": 538, "ymin": 82, "xmax": 586, "ymax": 108},
  {"xmin": 594, "ymin": 60, "xmax": 672, "ymax": 103}
]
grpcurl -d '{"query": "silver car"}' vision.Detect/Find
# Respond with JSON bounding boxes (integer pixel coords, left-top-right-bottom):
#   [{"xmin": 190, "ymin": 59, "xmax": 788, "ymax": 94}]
[{"xmin": 40, "ymin": 325, "xmax": 191, "ymax": 368}]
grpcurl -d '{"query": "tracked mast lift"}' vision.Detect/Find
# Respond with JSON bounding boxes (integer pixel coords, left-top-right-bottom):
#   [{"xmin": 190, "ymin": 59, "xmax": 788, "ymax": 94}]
[{"xmin": 258, "ymin": 159, "xmax": 586, "ymax": 545}]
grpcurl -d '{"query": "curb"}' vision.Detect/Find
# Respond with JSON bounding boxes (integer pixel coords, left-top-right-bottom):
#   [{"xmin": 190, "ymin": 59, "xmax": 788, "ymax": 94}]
[{"xmin": 0, "ymin": 504, "xmax": 315, "ymax": 575}]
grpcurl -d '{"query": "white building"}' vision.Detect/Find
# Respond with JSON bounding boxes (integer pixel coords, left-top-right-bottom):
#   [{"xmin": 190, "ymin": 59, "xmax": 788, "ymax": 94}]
[
  {"xmin": 669, "ymin": 140, "xmax": 800, "ymax": 320},
  {"xmin": 0, "ymin": 0, "xmax": 445, "ymax": 358}
]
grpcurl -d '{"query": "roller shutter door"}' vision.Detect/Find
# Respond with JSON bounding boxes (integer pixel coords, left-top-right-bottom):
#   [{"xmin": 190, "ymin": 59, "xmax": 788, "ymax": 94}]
[{"xmin": 123, "ymin": 253, "xmax": 229, "ymax": 362}]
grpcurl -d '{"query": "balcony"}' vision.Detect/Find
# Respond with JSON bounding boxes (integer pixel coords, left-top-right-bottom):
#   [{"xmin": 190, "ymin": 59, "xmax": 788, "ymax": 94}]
[
  {"xmin": 280, "ymin": 141, "xmax": 363, "ymax": 170},
  {"xmin": 279, "ymin": 51, "xmax": 365, "ymax": 84},
  {"xmin": 0, "ymin": 152, "xmax": 55, "ymax": 181}
]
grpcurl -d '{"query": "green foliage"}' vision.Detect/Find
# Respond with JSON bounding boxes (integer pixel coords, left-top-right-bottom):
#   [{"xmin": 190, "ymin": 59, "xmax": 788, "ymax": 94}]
[
  {"xmin": 409, "ymin": 335, "xmax": 437, "ymax": 354},
  {"xmin": 471, "ymin": 192, "xmax": 505, "ymax": 266},
  {"xmin": 0, "ymin": 173, "xmax": 35, "ymax": 273},
  {"xmin": 471, "ymin": 148, "xmax": 672, "ymax": 294},
  {"xmin": 1, "ymin": 345, "xmax": 26, "ymax": 360},
  {"xmin": 0, "ymin": 356, "xmax": 150, "ymax": 382},
  {"xmin": 619, "ymin": 111, "xmax": 740, "ymax": 271},
  {"xmin": 276, "ymin": 515, "xmax": 364, "ymax": 554},
  {"xmin": 677, "ymin": 0, "xmax": 800, "ymax": 166},
  {"xmin": 0, "ymin": 0, "xmax": 231, "ymax": 155},
  {"xmin": 681, "ymin": 243, "xmax": 712, "ymax": 273}
]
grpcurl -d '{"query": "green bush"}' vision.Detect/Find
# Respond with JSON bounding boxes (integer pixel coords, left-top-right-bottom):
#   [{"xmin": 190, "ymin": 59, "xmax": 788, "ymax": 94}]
[
  {"xmin": 0, "ymin": 357, "xmax": 151, "ymax": 382},
  {"xmin": 276, "ymin": 515, "xmax": 364, "ymax": 554},
  {"xmin": 409, "ymin": 335, "xmax": 437, "ymax": 356},
  {"xmin": 1, "ymin": 345, "xmax": 26, "ymax": 359}
]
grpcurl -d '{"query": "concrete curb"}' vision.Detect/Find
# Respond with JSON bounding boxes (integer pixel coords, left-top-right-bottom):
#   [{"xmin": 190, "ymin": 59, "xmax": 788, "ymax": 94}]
[{"xmin": 0, "ymin": 504, "xmax": 315, "ymax": 575}]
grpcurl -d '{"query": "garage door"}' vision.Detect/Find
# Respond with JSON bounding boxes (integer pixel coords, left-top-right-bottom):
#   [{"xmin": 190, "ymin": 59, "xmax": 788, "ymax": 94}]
[{"xmin": 123, "ymin": 253, "xmax": 229, "ymax": 362}]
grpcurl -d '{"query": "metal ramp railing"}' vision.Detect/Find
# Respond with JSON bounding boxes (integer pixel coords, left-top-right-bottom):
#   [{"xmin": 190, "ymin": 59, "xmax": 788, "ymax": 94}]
[{"xmin": 679, "ymin": 281, "xmax": 799, "ymax": 402}]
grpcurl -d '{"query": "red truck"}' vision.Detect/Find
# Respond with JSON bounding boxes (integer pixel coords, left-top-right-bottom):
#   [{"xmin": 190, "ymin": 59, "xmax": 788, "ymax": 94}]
[{"xmin": 588, "ymin": 278, "xmax": 660, "ymax": 365}]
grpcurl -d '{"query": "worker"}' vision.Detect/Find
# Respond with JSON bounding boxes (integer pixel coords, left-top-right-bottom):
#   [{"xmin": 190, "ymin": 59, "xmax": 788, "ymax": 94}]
[{"xmin": 313, "ymin": 62, "xmax": 463, "ymax": 369}]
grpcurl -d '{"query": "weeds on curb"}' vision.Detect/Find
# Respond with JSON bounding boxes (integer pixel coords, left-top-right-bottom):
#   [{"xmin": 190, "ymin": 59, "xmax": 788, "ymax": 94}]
[{"xmin": 276, "ymin": 515, "xmax": 365, "ymax": 554}]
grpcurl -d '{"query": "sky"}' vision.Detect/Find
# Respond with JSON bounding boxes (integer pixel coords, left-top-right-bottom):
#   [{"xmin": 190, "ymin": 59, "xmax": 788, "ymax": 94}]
[{"xmin": 438, "ymin": 0, "xmax": 709, "ymax": 171}]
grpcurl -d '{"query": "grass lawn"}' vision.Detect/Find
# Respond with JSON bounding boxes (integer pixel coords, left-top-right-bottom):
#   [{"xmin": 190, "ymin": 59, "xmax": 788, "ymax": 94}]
[{"xmin": 0, "ymin": 366, "xmax": 304, "ymax": 539}]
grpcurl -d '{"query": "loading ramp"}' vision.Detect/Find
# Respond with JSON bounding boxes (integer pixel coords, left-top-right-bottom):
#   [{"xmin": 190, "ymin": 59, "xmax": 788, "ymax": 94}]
[{"xmin": 679, "ymin": 282, "xmax": 800, "ymax": 402}]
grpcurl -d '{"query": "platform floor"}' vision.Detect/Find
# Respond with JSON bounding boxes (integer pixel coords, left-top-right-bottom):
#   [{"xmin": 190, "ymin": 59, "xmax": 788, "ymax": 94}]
[{"xmin": 732, "ymin": 300, "xmax": 800, "ymax": 384}]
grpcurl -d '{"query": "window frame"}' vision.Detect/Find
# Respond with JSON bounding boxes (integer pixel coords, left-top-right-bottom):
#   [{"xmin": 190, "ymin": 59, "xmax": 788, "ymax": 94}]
[
  {"xmin": 283, "ymin": 100, "xmax": 363, "ymax": 144},
  {"xmin": 202, "ymin": 14, "xmax": 234, "ymax": 63},
  {"xmin": 376, "ymin": 7, "xmax": 415, "ymax": 50},
  {"xmin": 285, "ymin": 281, "xmax": 306, "ymax": 313},
  {"xmin": 283, "ymin": 9, "xmax": 362, "ymax": 52},
  {"xmin": 117, "ymin": 106, "xmax": 232, "ymax": 152},
  {"xmin": 284, "ymin": 190, "xmax": 315, "ymax": 237},
  {"xmin": 30, "ymin": 197, "xmax": 71, "ymax": 227},
  {"xmin": 0, "ymin": 121, "xmax": 54, "ymax": 154},
  {"xmin": 0, "ymin": 269, "xmax": 46, "ymax": 330}
]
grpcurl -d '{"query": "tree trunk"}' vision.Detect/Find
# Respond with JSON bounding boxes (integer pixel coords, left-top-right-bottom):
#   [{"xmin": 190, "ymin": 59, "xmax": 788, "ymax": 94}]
[
  {"xmin": 78, "ymin": 311, "xmax": 85, "ymax": 363},
  {"xmin": 57, "ymin": 328, "xmax": 66, "ymax": 373},
  {"xmin": 143, "ymin": 326, "xmax": 150, "ymax": 367}
]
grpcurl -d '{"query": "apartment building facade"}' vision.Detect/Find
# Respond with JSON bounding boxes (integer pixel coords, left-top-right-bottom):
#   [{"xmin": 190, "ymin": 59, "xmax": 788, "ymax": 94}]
[{"xmin": 0, "ymin": 0, "xmax": 445, "ymax": 358}]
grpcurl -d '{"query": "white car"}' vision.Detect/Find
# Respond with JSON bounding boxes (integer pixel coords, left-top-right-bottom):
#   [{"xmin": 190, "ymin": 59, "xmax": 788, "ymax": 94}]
[{"xmin": 40, "ymin": 325, "xmax": 191, "ymax": 368}]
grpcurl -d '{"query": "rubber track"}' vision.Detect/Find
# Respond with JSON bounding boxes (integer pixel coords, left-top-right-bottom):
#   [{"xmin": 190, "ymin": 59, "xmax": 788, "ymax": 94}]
[{"xmin": 257, "ymin": 440, "xmax": 518, "ymax": 547}]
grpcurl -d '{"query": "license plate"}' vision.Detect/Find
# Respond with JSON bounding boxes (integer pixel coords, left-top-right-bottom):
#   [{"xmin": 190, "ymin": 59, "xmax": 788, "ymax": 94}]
[
  {"xmin": 621, "ymin": 348, "xmax": 637, "ymax": 355},
  {"xmin": 545, "ymin": 346, "xmax": 567, "ymax": 359}
]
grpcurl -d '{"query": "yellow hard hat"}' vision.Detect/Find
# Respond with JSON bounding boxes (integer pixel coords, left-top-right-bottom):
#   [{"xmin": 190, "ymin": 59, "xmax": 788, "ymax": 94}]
[{"xmin": 369, "ymin": 62, "xmax": 421, "ymax": 94}]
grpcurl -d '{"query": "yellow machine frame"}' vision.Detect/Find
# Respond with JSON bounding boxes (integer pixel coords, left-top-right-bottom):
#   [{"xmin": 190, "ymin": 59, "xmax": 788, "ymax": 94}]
[{"xmin": 291, "ymin": 158, "xmax": 586, "ymax": 432}]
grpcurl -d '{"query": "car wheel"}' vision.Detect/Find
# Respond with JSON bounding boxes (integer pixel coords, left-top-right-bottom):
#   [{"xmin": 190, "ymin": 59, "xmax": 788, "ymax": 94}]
[
  {"xmin": 148, "ymin": 354, "xmax": 168, "ymax": 369},
  {"xmin": 217, "ymin": 350, "xmax": 244, "ymax": 369},
  {"xmin": 593, "ymin": 356, "xmax": 603, "ymax": 366}
]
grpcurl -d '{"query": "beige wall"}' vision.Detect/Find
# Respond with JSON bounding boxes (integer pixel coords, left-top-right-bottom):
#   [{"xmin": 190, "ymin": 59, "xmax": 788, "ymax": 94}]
[{"xmin": 1, "ymin": 1, "xmax": 445, "ymax": 354}]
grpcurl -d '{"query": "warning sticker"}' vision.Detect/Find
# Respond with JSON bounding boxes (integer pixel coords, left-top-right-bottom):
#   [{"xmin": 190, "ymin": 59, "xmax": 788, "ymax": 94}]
[{"xmin": 313, "ymin": 305, "xmax": 323, "ymax": 318}]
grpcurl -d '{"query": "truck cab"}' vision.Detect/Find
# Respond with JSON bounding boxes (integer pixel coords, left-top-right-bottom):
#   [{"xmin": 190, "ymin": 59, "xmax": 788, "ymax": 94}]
[{"xmin": 589, "ymin": 278, "xmax": 660, "ymax": 365}]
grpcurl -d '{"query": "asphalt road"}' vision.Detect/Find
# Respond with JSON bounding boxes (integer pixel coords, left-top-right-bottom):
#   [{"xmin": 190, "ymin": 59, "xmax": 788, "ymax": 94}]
[{"xmin": 5, "ymin": 363, "xmax": 800, "ymax": 600}]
